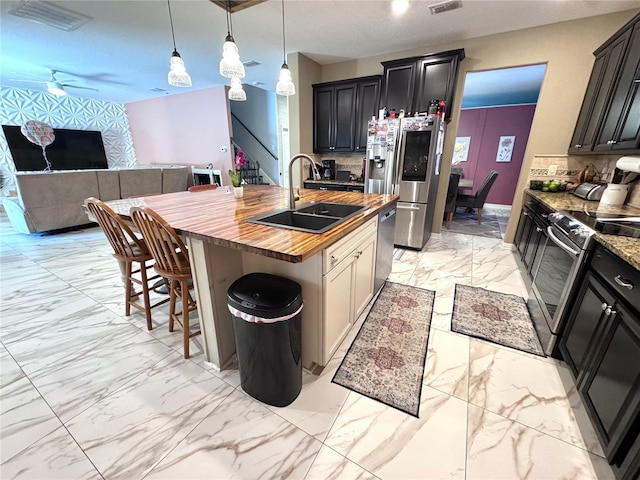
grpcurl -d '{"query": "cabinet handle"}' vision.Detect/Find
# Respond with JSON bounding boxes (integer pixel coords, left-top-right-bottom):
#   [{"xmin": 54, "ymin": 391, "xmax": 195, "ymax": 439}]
[
  {"xmin": 536, "ymin": 227, "xmax": 543, "ymax": 232},
  {"xmin": 614, "ymin": 275, "xmax": 634, "ymax": 290},
  {"xmin": 605, "ymin": 307, "xmax": 616, "ymax": 316},
  {"xmin": 320, "ymin": 187, "xmax": 328, "ymax": 190},
  {"xmin": 541, "ymin": 213, "xmax": 548, "ymax": 219},
  {"xmin": 523, "ymin": 212, "xmax": 529, "ymax": 217},
  {"xmin": 574, "ymin": 144, "xmax": 582, "ymax": 148},
  {"xmin": 330, "ymin": 255, "xmax": 338, "ymax": 264},
  {"xmin": 633, "ymin": 79, "xmax": 640, "ymax": 83},
  {"xmin": 601, "ymin": 302, "xmax": 608, "ymax": 311}
]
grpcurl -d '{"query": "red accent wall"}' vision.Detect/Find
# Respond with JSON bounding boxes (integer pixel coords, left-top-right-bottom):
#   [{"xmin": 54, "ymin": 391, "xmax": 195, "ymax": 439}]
[{"xmin": 455, "ymin": 104, "xmax": 536, "ymax": 205}]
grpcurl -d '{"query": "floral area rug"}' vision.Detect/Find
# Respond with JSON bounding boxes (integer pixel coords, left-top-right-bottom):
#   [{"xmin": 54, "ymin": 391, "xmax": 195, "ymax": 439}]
[
  {"xmin": 331, "ymin": 282, "xmax": 435, "ymax": 417},
  {"xmin": 451, "ymin": 284, "xmax": 545, "ymax": 357}
]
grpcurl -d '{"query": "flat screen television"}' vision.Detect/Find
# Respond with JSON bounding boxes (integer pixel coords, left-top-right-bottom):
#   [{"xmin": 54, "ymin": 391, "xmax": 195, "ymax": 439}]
[{"xmin": 2, "ymin": 125, "xmax": 109, "ymax": 171}]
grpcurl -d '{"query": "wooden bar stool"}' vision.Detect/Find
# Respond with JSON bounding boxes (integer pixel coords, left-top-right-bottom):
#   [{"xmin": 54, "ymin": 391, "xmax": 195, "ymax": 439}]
[
  {"xmin": 130, "ymin": 206, "xmax": 201, "ymax": 359},
  {"xmin": 85, "ymin": 198, "xmax": 169, "ymax": 330}
]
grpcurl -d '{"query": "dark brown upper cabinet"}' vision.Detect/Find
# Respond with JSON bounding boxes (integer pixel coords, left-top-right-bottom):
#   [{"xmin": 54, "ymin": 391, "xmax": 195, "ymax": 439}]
[
  {"xmin": 313, "ymin": 76, "xmax": 381, "ymax": 154},
  {"xmin": 380, "ymin": 49, "xmax": 465, "ymax": 122},
  {"xmin": 569, "ymin": 12, "xmax": 640, "ymax": 155}
]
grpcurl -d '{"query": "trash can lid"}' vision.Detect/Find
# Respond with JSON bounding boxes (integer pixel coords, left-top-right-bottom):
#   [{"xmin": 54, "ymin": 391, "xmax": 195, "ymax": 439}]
[{"xmin": 228, "ymin": 273, "xmax": 302, "ymax": 319}]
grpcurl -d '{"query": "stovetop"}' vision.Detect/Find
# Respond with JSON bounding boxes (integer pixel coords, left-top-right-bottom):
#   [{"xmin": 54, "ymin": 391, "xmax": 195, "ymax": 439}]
[{"xmin": 564, "ymin": 210, "xmax": 640, "ymax": 239}]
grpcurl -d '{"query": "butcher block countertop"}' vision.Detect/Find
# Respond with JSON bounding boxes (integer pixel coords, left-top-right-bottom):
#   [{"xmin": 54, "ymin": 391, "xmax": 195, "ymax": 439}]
[
  {"xmin": 106, "ymin": 185, "xmax": 398, "ymax": 263},
  {"xmin": 527, "ymin": 190, "xmax": 640, "ymax": 271}
]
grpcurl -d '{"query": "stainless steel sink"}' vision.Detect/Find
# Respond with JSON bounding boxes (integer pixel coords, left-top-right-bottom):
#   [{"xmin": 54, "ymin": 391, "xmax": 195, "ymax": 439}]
[
  {"xmin": 295, "ymin": 202, "xmax": 368, "ymax": 218},
  {"xmin": 247, "ymin": 202, "xmax": 368, "ymax": 234}
]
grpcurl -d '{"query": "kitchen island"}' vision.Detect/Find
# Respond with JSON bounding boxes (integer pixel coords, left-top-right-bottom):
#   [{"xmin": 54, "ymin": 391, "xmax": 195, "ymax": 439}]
[{"xmin": 105, "ymin": 185, "xmax": 398, "ymax": 371}]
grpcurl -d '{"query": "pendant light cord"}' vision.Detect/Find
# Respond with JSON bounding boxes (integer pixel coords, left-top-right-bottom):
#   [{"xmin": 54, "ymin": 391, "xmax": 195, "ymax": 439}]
[
  {"xmin": 281, "ymin": 0, "xmax": 286, "ymax": 63},
  {"xmin": 167, "ymin": 0, "xmax": 177, "ymax": 51},
  {"xmin": 227, "ymin": 0, "xmax": 232, "ymax": 36}
]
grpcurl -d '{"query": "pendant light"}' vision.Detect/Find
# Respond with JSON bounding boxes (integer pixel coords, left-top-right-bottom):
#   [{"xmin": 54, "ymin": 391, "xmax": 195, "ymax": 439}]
[
  {"xmin": 166, "ymin": 0, "xmax": 192, "ymax": 87},
  {"xmin": 219, "ymin": 1, "xmax": 245, "ymax": 79},
  {"xmin": 228, "ymin": 77, "xmax": 247, "ymax": 101},
  {"xmin": 275, "ymin": 0, "xmax": 295, "ymax": 96}
]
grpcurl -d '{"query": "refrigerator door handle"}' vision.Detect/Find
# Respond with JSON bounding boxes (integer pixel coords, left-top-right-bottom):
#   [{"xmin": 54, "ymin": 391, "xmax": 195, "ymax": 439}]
[
  {"xmin": 396, "ymin": 204, "xmax": 421, "ymax": 211},
  {"xmin": 393, "ymin": 127, "xmax": 405, "ymax": 194}
]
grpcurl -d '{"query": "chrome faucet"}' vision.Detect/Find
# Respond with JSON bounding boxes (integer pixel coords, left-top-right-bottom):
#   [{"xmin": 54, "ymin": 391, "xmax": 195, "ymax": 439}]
[{"xmin": 288, "ymin": 154, "xmax": 321, "ymax": 210}]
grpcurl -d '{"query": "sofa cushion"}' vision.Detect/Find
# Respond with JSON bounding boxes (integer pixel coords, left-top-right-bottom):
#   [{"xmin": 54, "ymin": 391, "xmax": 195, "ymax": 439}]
[
  {"xmin": 96, "ymin": 170, "xmax": 121, "ymax": 201},
  {"xmin": 118, "ymin": 169, "xmax": 162, "ymax": 198},
  {"xmin": 14, "ymin": 171, "xmax": 100, "ymax": 231},
  {"xmin": 162, "ymin": 167, "xmax": 188, "ymax": 193}
]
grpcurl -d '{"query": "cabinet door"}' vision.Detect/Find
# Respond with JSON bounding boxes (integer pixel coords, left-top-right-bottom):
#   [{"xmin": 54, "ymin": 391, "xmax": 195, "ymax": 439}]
[
  {"xmin": 595, "ymin": 23, "xmax": 640, "ymax": 152},
  {"xmin": 413, "ymin": 56, "xmax": 456, "ymax": 119},
  {"xmin": 354, "ymin": 78, "xmax": 381, "ymax": 152},
  {"xmin": 523, "ymin": 221, "xmax": 544, "ymax": 274},
  {"xmin": 381, "ymin": 62, "xmax": 416, "ymax": 114},
  {"xmin": 579, "ymin": 31, "xmax": 631, "ymax": 153},
  {"xmin": 581, "ymin": 300, "xmax": 640, "ymax": 460},
  {"xmin": 353, "ymin": 235, "xmax": 376, "ymax": 319},
  {"xmin": 515, "ymin": 208, "xmax": 535, "ymax": 259},
  {"xmin": 559, "ymin": 271, "xmax": 612, "ymax": 380},
  {"xmin": 323, "ymin": 255, "xmax": 355, "ymax": 362},
  {"xmin": 569, "ymin": 53, "xmax": 608, "ymax": 153},
  {"xmin": 334, "ymin": 83, "xmax": 356, "ymax": 152},
  {"xmin": 314, "ymin": 86, "xmax": 334, "ymax": 153}
]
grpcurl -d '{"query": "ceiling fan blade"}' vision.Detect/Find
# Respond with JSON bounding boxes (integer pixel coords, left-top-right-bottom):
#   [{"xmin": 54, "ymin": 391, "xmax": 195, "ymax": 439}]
[
  {"xmin": 61, "ymin": 84, "xmax": 99, "ymax": 91},
  {"xmin": 8, "ymin": 78, "xmax": 46, "ymax": 84}
]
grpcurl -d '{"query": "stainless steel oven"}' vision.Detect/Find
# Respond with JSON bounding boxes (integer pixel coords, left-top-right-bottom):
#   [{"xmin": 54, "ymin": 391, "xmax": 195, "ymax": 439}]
[
  {"xmin": 528, "ymin": 213, "xmax": 595, "ymax": 355},
  {"xmin": 528, "ymin": 208, "xmax": 640, "ymax": 356}
]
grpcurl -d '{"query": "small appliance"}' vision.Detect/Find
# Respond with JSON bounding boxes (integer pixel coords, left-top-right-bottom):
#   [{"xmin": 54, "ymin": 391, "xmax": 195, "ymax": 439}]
[
  {"xmin": 322, "ymin": 159, "xmax": 336, "ymax": 180},
  {"xmin": 572, "ymin": 182, "xmax": 606, "ymax": 201},
  {"xmin": 600, "ymin": 183, "xmax": 629, "ymax": 205}
]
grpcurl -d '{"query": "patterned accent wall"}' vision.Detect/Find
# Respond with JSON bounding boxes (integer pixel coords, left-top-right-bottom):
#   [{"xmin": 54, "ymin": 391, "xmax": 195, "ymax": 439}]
[{"xmin": 0, "ymin": 87, "xmax": 136, "ymax": 190}]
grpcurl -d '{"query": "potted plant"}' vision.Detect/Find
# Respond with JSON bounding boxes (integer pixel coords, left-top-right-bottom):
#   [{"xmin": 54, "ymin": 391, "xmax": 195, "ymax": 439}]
[{"xmin": 228, "ymin": 150, "xmax": 246, "ymax": 198}]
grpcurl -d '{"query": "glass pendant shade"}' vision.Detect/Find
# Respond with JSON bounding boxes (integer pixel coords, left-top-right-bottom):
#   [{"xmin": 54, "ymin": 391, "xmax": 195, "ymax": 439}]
[
  {"xmin": 46, "ymin": 81, "xmax": 66, "ymax": 96},
  {"xmin": 228, "ymin": 78, "xmax": 247, "ymax": 101},
  {"xmin": 168, "ymin": 51, "xmax": 192, "ymax": 87},
  {"xmin": 276, "ymin": 63, "xmax": 295, "ymax": 96},
  {"xmin": 219, "ymin": 35, "xmax": 245, "ymax": 79}
]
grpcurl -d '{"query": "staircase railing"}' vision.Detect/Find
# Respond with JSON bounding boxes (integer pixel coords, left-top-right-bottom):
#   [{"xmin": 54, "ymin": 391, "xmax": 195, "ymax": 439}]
[{"xmin": 231, "ymin": 113, "xmax": 279, "ymax": 185}]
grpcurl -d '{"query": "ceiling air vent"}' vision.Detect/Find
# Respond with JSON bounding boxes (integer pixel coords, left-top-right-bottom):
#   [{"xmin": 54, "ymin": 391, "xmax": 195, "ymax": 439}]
[
  {"xmin": 428, "ymin": 0, "xmax": 462, "ymax": 15},
  {"xmin": 242, "ymin": 60, "xmax": 261, "ymax": 68},
  {"xmin": 9, "ymin": 0, "xmax": 91, "ymax": 31}
]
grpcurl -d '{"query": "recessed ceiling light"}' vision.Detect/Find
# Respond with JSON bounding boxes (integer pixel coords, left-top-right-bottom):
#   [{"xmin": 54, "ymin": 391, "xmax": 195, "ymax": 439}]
[{"xmin": 391, "ymin": 0, "xmax": 410, "ymax": 15}]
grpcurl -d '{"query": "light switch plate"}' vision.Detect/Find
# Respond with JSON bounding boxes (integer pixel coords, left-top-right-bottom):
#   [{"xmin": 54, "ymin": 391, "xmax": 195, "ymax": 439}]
[{"xmin": 548, "ymin": 165, "xmax": 558, "ymax": 176}]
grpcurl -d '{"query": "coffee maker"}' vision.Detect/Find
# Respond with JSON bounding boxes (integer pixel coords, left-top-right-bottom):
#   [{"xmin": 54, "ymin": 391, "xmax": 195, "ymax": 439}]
[{"xmin": 322, "ymin": 159, "xmax": 336, "ymax": 180}]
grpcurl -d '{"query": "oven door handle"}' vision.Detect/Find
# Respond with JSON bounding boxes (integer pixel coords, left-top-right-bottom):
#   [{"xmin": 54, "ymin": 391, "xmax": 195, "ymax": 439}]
[{"xmin": 546, "ymin": 226, "xmax": 580, "ymax": 257}]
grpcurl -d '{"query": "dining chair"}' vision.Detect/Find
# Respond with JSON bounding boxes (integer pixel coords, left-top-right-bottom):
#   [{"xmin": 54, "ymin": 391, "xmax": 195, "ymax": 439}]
[
  {"xmin": 130, "ymin": 206, "xmax": 200, "ymax": 359},
  {"xmin": 187, "ymin": 184, "xmax": 218, "ymax": 192},
  {"xmin": 454, "ymin": 170, "xmax": 499, "ymax": 224},
  {"xmin": 85, "ymin": 197, "xmax": 169, "ymax": 330},
  {"xmin": 444, "ymin": 173, "xmax": 461, "ymax": 223}
]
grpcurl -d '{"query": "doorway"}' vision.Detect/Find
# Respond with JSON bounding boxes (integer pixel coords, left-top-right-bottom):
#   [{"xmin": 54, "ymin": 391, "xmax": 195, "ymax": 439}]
[{"xmin": 445, "ymin": 64, "xmax": 546, "ymax": 239}]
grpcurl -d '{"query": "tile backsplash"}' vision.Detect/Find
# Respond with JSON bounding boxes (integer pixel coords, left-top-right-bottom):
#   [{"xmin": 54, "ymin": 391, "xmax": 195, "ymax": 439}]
[{"xmin": 529, "ymin": 154, "xmax": 640, "ymax": 208}]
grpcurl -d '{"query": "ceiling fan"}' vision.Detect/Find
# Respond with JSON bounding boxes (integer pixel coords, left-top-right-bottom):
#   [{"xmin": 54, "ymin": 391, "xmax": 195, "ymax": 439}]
[{"xmin": 9, "ymin": 69, "xmax": 99, "ymax": 96}]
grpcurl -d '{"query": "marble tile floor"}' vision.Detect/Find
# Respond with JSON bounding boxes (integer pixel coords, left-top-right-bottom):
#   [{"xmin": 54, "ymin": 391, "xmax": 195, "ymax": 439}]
[
  {"xmin": 0, "ymin": 210, "xmax": 614, "ymax": 480},
  {"xmin": 443, "ymin": 204, "xmax": 511, "ymax": 240}
]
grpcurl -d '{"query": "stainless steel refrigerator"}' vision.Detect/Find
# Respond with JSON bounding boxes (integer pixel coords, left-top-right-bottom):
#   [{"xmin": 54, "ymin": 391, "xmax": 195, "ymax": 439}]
[{"xmin": 393, "ymin": 116, "xmax": 445, "ymax": 249}]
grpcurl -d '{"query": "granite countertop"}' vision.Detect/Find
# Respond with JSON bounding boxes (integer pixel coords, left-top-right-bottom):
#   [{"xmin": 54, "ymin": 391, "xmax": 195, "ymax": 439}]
[
  {"xmin": 304, "ymin": 179, "xmax": 364, "ymax": 187},
  {"xmin": 526, "ymin": 189, "xmax": 640, "ymax": 271},
  {"xmin": 105, "ymin": 185, "xmax": 397, "ymax": 263}
]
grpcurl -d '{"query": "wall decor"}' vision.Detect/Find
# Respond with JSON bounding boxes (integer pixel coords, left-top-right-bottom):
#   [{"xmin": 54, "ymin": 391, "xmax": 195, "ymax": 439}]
[
  {"xmin": 496, "ymin": 135, "xmax": 515, "ymax": 163},
  {"xmin": 453, "ymin": 136, "xmax": 471, "ymax": 164}
]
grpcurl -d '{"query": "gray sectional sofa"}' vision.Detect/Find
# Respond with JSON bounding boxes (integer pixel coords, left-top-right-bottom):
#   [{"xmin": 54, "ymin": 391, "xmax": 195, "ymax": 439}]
[{"xmin": 2, "ymin": 166, "xmax": 188, "ymax": 234}]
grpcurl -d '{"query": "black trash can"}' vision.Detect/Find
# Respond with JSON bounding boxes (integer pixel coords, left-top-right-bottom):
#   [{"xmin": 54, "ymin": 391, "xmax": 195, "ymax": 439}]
[{"xmin": 227, "ymin": 273, "xmax": 303, "ymax": 407}]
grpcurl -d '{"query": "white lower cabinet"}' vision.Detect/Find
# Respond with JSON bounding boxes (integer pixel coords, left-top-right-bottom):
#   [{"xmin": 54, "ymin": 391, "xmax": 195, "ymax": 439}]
[
  {"xmin": 322, "ymin": 218, "xmax": 377, "ymax": 363},
  {"xmin": 241, "ymin": 216, "xmax": 378, "ymax": 370}
]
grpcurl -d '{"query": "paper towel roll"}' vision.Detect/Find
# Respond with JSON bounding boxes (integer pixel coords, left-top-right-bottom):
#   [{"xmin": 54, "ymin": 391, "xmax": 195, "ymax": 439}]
[{"xmin": 616, "ymin": 156, "xmax": 640, "ymax": 173}]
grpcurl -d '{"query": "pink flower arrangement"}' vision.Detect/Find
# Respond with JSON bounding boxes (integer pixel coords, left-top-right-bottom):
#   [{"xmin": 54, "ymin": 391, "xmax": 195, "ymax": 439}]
[{"xmin": 229, "ymin": 150, "xmax": 247, "ymax": 187}]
